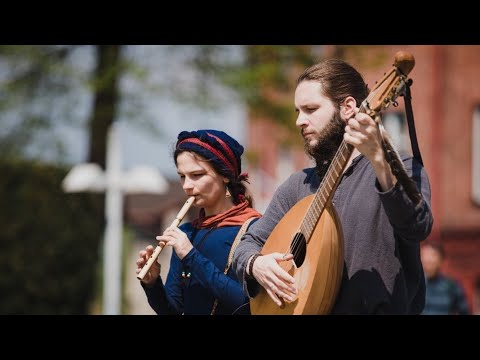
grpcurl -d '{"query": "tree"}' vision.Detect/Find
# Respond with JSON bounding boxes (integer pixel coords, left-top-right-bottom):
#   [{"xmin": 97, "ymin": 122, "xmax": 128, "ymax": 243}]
[
  {"xmin": 87, "ymin": 45, "xmax": 122, "ymax": 169},
  {"xmin": 0, "ymin": 45, "xmax": 78, "ymax": 161}
]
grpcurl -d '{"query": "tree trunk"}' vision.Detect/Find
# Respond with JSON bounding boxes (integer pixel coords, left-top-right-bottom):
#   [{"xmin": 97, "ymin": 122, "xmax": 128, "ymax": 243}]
[
  {"xmin": 87, "ymin": 45, "xmax": 121, "ymax": 169},
  {"xmin": 86, "ymin": 45, "xmax": 122, "ymax": 251}
]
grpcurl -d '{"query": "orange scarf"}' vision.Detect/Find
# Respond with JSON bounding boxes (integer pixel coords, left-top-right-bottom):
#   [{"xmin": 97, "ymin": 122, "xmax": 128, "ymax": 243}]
[{"xmin": 192, "ymin": 201, "xmax": 262, "ymax": 229}]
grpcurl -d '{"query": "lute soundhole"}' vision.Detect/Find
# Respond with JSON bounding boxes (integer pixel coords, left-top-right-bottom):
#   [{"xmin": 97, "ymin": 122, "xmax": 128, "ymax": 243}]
[{"xmin": 290, "ymin": 232, "xmax": 306, "ymax": 267}]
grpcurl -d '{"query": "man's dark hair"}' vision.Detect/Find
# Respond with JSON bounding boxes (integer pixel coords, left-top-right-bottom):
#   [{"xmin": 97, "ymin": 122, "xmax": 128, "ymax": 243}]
[{"xmin": 296, "ymin": 58, "xmax": 370, "ymax": 108}]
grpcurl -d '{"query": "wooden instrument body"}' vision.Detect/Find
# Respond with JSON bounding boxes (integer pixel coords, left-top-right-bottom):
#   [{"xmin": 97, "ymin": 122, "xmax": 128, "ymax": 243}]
[{"xmin": 250, "ymin": 194, "xmax": 344, "ymax": 315}]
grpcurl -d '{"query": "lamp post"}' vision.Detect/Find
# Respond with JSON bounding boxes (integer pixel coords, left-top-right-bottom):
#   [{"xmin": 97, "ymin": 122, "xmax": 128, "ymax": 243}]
[{"xmin": 62, "ymin": 122, "xmax": 168, "ymax": 315}]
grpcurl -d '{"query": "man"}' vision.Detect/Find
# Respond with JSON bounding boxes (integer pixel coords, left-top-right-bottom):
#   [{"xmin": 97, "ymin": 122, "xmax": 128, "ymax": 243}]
[
  {"xmin": 421, "ymin": 241, "xmax": 470, "ymax": 315},
  {"xmin": 232, "ymin": 58, "xmax": 434, "ymax": 314}
]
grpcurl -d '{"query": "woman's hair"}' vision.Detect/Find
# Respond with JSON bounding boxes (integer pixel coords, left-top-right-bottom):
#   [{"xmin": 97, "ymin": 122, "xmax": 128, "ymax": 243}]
[
  {"xmin": 173, "ymin": 129, "xmax": 253, "ymax": 207},
  {"xmin": 296, "ymin": 58, "xmax": 370, "ymax": 108}
]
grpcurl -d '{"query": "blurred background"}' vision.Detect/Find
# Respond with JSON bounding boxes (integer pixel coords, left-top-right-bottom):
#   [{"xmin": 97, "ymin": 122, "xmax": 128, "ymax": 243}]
[{"xmin": 1, "ymin": 45, "xmax": 478, "ymax": 315}]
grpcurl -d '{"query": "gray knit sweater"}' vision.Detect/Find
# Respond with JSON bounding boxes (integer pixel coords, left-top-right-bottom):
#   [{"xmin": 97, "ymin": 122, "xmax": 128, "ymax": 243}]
[{"xmin": 232, "ymin": 154, "xmax": 433, "ymax": 314}]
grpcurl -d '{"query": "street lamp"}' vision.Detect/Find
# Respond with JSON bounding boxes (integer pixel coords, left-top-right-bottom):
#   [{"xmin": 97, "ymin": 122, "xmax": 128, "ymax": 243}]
[{"xmin": 62, "ymin": 122, "xmax": 168, "ymax": 315}]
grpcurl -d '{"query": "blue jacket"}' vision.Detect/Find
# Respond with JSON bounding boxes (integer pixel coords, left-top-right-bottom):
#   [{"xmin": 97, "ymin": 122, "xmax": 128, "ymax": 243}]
[
  {"xmin": 143, "ymin": 221, "xmax": 257, "ymax": 315},
  {"xmin": 422, "ymin": 274, "xmax": 470, "ymax": 315}
]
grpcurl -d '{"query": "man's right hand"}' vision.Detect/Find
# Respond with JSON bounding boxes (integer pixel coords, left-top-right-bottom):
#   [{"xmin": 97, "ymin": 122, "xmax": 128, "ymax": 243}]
[{"xmin": 251, "ymin": 252, "xmax": 298, "ymax": 306}]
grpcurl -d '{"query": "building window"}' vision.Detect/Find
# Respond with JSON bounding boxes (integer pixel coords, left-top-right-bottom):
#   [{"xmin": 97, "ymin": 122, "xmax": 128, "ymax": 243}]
[
  {"xmin": 472, "ymin": 106, "xmax": 480, "ymax": 206},
  {"xmin": 382, "ymin": 111, "xmax": 411, "ymax": 156}
]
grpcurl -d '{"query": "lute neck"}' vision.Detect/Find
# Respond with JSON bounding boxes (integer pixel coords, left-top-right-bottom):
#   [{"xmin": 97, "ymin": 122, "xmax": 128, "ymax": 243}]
[{"xmin": 300, "ymin": 140, "xmax": 354, "ymax": 240}]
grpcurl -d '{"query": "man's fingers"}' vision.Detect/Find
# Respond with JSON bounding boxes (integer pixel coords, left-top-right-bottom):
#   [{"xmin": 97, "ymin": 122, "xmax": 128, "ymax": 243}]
[
  {"xmin": 271, "ymin": 284, "xmax": 296, "ymax": 303},
  {"xmin": 266, "ymin": 288, "xmax": 283, "ymax": 307}
]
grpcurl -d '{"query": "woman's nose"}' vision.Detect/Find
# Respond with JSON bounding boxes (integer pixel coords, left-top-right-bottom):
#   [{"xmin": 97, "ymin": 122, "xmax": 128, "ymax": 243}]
[{"xmin": 182, "ymin": 178, "xmax": 193, "ymax": 190}]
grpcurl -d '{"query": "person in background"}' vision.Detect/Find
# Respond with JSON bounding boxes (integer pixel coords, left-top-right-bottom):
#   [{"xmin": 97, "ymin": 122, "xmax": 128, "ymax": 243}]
[
  {"xmin": 421, "ymin": 241, "xmax": 471, "ymax": 315},
  {"xmin": 136, "ymin": 129, "xmax": 262, "ymax": 315},
  {"xmin": 232, "ymin": 58, "xmax": 434, "ymax": 314}
]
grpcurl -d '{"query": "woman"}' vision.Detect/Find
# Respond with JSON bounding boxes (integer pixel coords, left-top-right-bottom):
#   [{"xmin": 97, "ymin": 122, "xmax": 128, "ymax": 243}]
[{"xmin": 136, "ymin": 129, "xmax": 262, "ymax": 315}]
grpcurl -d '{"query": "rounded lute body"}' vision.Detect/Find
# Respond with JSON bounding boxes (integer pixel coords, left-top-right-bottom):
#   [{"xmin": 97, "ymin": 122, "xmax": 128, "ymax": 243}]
[{"xmin": 250, "ymin": 194, "xmax": 344, "ymax": 315}]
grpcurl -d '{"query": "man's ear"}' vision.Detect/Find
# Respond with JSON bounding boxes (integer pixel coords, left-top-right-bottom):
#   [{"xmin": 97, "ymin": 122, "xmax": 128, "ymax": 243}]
[{"xmin": 340, "ymin": 96, "xmax": 357, "ymax": 121}]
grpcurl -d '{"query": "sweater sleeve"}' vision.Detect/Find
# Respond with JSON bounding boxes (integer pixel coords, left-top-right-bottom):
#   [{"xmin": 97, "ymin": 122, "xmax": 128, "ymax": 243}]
[
  {"xmin": 232, "ymin": 173, "xmax": 304, "ymax": 297},
  {"xmin": 181, "ymin": 247, "xmax": 248, "ymax": 311},
  {"xmin": 376, "ymin": 157, "xmax": 434, "ymax": 244},
  {"xmin": 141, "ymin": 251, "xmax": 184, "ymax": 315}
]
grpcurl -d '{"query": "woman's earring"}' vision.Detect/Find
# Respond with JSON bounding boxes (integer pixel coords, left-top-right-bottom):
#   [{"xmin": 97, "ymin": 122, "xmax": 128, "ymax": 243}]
[{"xmin": 225, "ymin": 186, "xmax": 232, "ymax": 198}]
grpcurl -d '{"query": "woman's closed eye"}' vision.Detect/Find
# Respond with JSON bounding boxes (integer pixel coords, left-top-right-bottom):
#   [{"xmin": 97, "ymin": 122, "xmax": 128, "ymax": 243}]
[{"xmin": 179, "ymin": 173, "xmax": 204, "ymax": 180}]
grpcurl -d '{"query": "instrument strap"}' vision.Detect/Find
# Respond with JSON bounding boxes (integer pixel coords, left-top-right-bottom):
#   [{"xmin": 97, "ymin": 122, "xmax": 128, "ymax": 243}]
[
  {"xmin": 210, "ymin": 216, "xmax": 257, "ymax": 315},
  {"xmin": 403, "ymin": 80, "xmax": 424, "ymax": 166}
]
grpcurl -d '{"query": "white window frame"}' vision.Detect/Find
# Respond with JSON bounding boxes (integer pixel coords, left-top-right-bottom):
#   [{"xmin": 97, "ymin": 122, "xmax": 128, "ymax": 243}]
[{"xmin": 382, "ymin": 111, "xmax": 411, "ymax": 156}]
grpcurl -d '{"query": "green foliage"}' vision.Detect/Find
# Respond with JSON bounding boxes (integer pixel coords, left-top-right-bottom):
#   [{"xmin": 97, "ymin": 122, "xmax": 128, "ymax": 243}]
[
  {"xmin": 0, "ymin": 160, "xmax": 103, "ymax": 314},
  {"xmin": 213, "ymin": 45, "xmax": 388, "ymax": 134},
  {"xmin": 219, "ymin": 46, "xmax": 320, "ymax": 131},
  {"xmin": 159, "ymin": 45, "xmax": 320, "ymax": 125},
  {"xmin": 0, "ymin": 45, "xmax": 87, "ymax": 161}
]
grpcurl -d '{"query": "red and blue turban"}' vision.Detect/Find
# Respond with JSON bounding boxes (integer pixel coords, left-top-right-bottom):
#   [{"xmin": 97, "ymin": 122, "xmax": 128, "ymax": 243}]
[{"xmin": 175, "ymin": 129, "xmax": 244, "ymax": 179}]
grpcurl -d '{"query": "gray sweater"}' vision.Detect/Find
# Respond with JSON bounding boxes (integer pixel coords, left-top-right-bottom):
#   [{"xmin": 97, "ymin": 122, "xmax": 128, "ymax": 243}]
[{"xmin": 232, "ymin": 154, "xmax": 433, "ymax": 314}]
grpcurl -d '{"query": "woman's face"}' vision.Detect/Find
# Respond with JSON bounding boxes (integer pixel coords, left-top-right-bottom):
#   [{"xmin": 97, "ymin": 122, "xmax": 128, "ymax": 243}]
[{"xmin": 176, "ymin": 151, "xmax": 228, "ymax": 215}]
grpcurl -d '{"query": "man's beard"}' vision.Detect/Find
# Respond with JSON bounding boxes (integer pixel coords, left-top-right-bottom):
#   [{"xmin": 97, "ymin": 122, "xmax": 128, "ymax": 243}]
[{"xmin": 303, "ymin": 109, "xmax": 345, "ymax": 180}]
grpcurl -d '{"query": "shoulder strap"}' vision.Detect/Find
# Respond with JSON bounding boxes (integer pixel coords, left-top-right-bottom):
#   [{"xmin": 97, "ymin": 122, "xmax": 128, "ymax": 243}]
[
  {"xmin": 224, "ymin": 216, "xmax": 257, "ymax": 275},
  {"xmin": 402, "ymin": 80, "xmax": 424, "ymax": 166},
  {"xmin": 210, "ymin": 216, "xmax": 257, "ymax": 315}
]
